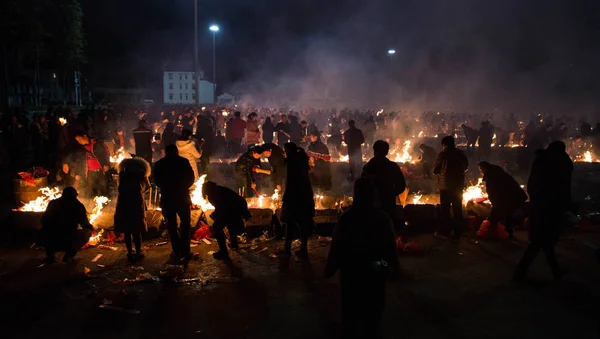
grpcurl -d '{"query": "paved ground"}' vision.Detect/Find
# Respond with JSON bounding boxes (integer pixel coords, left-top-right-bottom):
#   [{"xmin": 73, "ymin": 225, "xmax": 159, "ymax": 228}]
[{"xmin": 1, "ymin": 228, "xmax": 600, "ymax": 339}]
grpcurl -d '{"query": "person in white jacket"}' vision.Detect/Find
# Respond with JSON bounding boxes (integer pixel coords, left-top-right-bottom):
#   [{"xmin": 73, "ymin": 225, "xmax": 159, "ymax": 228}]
[{"xmin": 176, "ymin": 129, "xmax": 201, "ymax": 181}]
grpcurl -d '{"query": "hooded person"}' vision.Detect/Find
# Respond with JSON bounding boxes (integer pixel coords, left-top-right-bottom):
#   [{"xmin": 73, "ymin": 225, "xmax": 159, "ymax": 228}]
[
  {"xmin": 280, "ymin": 142, "xmax": 315, "ymax": 259},
  {"xmin": 202, "ymin": 181, "xmax": 252, "ymax": 260},
  {"xmin": 176, "ymin": 129, "xmax": 202, "ymax": 181},
  {"xmin": 113, "ymin": 157, "xmax": 151, "ymax": 262},
  {"xmin": 478, "ymin": 161, "xmax": 527, "ymax": 237},
  {"xmin": 324, "ymin": 178, "xmax": 399, "ymax": 339},
  {"xmin": 39, "ymin": 187, "xmax": 95, "ymax": 263},
  {"xmin": 514, "ymin": 141, "xmax": 572, "ymax": 281}
]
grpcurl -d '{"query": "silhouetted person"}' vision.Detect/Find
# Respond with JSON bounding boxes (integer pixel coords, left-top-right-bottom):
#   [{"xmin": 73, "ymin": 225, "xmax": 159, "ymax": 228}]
[
  {"xmin": 229, "ymin": 111, "xmax": 247, "ymax": 154},
  {"xmin": 234, "ymin": 146, "xmax": 264, "ymax": 197},
  {"xmin": 281, "ymin": 143, "xmax": 315, "ymax": 259},
  {"xmin": 514, "ymin": 141, "xmax": 572, "ymax": 281},
  {"xmin": 55, "ymin": 163, "xmax": 75, "ymax": 189},
  {"xmin": 363, "ymin": 115, "xmax": 377, "ymax": 147},
  {"xmin": 288, "ymin": 115, "xmax": 303, "ymax": 145},
  {"xmin": 418, "ymin": 143, "xmax": 437, "ymax": 179},
  {"xmin": 433, "ymin": 136, "xmax": 468, "ymax": 239},
  {"xmin": 114, "ymin": 158, "xmax": 151, "ymax": 262},
  {"xmin": 39, "ymin": 187, "xmax": 94, "ymax": 263},
  {"xmin": 307, "ymin": 131, "xmax": 332, "ymax": 191},
  {"xmin": 176, "ymin": 129, "xmax": 201, "ymax": 181},
  {"xmin": 325, "ymin": 178, "xmax": 399, "ymax": 339},
  {"xmin": 202, "ymin": 181, "xmax": 252, "ymax": 260},
  {"xmin": 262, "ymin": 143, "xmax": 286, "ymax": 192},
  {"xmin": 246, "ymin": 112, "xmax": 261, "ymax": 146},
  {"xmin": 213, "ymin": 130, "xmax": 228, "ymax": 158},
  {"xmin": 343, "ymin": 120, "xmax": 365, "ymax": 180},
  {"xmin": 133, "ymin": 119, "xmax": 153, "ymax": 164},
  {"xmin": 478, "ymin": 121, "xmax": 494, "ymax": 158},
  {"xmin": 479, "ymin": 161, "xmax": 527, "ymax": 238},
  {"xmin": 262, "ymin": 117, "xmax": 275, "ymax": 144},
  {"xmin": 275, "ymin": 114, "xmax": 291, "ymax": 147},
  {"xmin": 162, "ymin": 122, "xmax": 180, "ymax": 147},
  {"xmin": 74, "ymin": 132, "xmax": 110, "ymax": 197},
  {"xmin": 361, "ymin": 140, "xmax": 406, "ymax": 227},
  {"xmin": 154, "ymin": 145, "xmax": 195, "ymax": 261}
]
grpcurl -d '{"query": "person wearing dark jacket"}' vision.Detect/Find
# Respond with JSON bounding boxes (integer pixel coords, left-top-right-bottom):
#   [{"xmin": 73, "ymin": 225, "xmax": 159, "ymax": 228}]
[
  {"xmin": 39, "ymin": 187, "xmax": 94, "ymax": 263},
  {"xmin": 114, "ymin": 158, "xmax": 151, "ymax": 262},
  {"xmin": 55, "ymin": 163, "xmax": 76, "ymax": 189},
  {"xmin": 461, "ymin": 123, "xmax": 478, "ymax": 155},
  {"xmin": 203, "ymin": 181, "xmax": 252, "ymax": 260},
  {"xmin": 514, "ymin": 141, "xmax": 572, "ymax": 281},
  {"xmin": 418, "ymin": 144, "xmax": 438, "ymax": 179},
  {"xmin": 162, "ymin": 122, "xmax": 180, "ymax": 148},
  {"xmin": 262, "ymin": 117, "xmax": 275, "ymax": 144},
  {"xmin": 433, "ymin": 136, "xmax": 469, "ymax": 238},
  {"xmin": 154, "ymin": 145, "xmax": 196, "ymax": 261},
  {"xmin": 307, "ymin": 131, "xmax": 332, "ymax": 191},
  {"xmin": 363, "ymin": 115, "xmax": 377, "ymax": 148},
  {"xmin": 133, "ymin": 119, "xmax": 153, "ymax": 164},
  {"xmin": 74, "ymin": 132, "xmax": 111, "ymax": 197},
  {"xmin": 262, "ymin": 143, "xmax": 286, "ymax": 191},
  {"xmin": 288, "ymin": 115, "xmax": 303, "ymax": 145},
  {"xmin": 361, "ymin": 140, "xmax": 406, "ymax": 226},
  {"xmin": 275, "ymin": 115, "xmax": 291, "ymax": 147},
  {"xmin": 479, "ymin": 161, "xmax": 527, "ymax": 237},
  {"xmin": 281, "ymin": 143, "xmax": 315, "ymax": 259},
  {"xmin": 234, "ymin": 146, "xmax": 264, "ymax": 198},
  {"xmin": 324, "ymin": 178, "xmax": 399, "ymax": 339},
  {"xmin": 478, "ymin": 121, "xmax": 494, "ymax": 159},
  {"xmin": 343, "ymin": 120, "xmax": 365, "ymax": 180}
]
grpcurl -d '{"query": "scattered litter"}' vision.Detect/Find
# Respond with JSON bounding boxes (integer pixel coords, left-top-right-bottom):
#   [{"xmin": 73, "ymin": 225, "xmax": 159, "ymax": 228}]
[
  {"xmin": 196, "ymin": 330, "xmax": 202, "ymax": 334},
  {"xmin": 317, "ymin": 236, "xmax": 332, "ymax": 242},
  {"xmin": 190, "ymin": 244, "xmax": 198, "ymax": 248},
  {"xmin": 191, "ymin": 240, "xmax": 200, "ymax": 244},
  {"xmin": 269, "ymin": 254, "xmax": 278, "ymax": 259},
  {"xmin": 193, "ymin": 253, "xmax": 201, "ymax": 260},
  {"xmin": 250, "ymin": 246, "xmax": 259, "ymax": 251},
  {"xmin": 37, "ymin": 263, "xmax": 46, "ymax": 269},
  {"xmin": 456, "ymin": 252, "xmax": 464, "ymax": 256},
  {"xmin": 30, "ymin": 243, "xmax": 36, "ymax": 249},
  {"xmin": 102, "ymin": 299, "xmax": 113, "ymax": 305},
  {"xmin": 84, "ymin": 267, "xmax": 91, "ymax": 275},
  {"xmin": 91, "ymin": 254, "xmax": 103, "ymax": 263},
  {"xmin": 130, "ymin": 266, "xmax": 144, "ymax": 271},
  {"xmin": 210, "ymin": 277, "xmax": 241, "ymax": 283},
  {"xmin": 128, "ymin": 272, "xmax": 160, "ymax": 283},
  {"xmin": 155, "ymin": 241, "xmax": 168, "ymax": 247},
  {"xmin": 202, "ymin": 239, "xmax": 212, "ymax": 245},
  {"xmin": 176, "ymin": 277, "xmax": 203, "ymax": 285},
  {"xmin": 237, "ymin": 233, "xmax": 248, "ymax": 244},
  {"xmin": 207, "ymin": 251, "xmax": 215, "ymax": 255},
  {"xmin": 256, "ymin": 247, "xmax": 268, "ymax": 253},
  {"xmin": 98, "ymin": 245, "xmax": 118, "ymax": 251},
  {"xmin": 99, "ymin": 304, "xmax": 140, "ymax": 314},
  {"xmin": 97, "ymin": 264, "xmax": 106, "ymax": 268}
]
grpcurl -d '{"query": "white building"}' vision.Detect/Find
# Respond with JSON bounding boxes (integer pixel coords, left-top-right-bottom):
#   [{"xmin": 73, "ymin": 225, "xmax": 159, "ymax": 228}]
[{"xmin": 162, "ymin": 71, "xmax": 215, "ymax": 104}]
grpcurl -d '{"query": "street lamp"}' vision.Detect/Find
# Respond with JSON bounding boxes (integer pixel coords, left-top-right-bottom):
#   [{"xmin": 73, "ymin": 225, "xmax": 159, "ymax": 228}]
[
  {"xmin": 387, "ymin": 49, "xmax": 396, "ymax": 55},
  {"xmin": 209, "ymin": 25, "xmax": 219, "ymax": 87}
]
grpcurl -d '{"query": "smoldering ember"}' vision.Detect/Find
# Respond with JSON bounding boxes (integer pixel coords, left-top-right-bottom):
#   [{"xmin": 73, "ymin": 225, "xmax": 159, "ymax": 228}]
[{"xmin": 2, "ymin": 1, "xmax": 600, "ymax": 338}]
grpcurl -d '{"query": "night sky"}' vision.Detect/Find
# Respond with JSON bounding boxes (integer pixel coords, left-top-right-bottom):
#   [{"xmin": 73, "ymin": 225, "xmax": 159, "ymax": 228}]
[{"xmin": 82, "ymin": 0, "xmax": 600, "ymax": 112}]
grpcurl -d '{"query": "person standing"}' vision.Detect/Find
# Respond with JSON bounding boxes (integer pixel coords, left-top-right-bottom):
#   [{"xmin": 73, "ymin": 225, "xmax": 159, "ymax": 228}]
[
  {"xmin": 288, "ymin": 115, "xmax": 303, "ymax": 145},
  {"xmin": 324, "ymin": 178, "xmax": 399, "ymax": 339},
  {"xmin": 363, "ymin": 115, "xmax": 377, "ymax": 148},
  {"xmin": 154, "ymin": 145, "xmax": 196, "ymax": 261},
  {"xmin": 307, "ymin": 131, "xmax": 332, "ymax": 192},
  {"xmin": 262, "ymin": 143, "xmax": 286, "ymax": 192},
  {"xmin": 133, "ymin": 119, "xmax": 153, "ymax": 165},
  {"xmin": 433, "ymin": 136, "xmax": 468, "ymax": 239},
  {"xmin": 343, "ymin": 120, "xmax": 365, "ymax": 181},
  {"xmin": 114, "ymin": 158, "xmax": 151, "ymax": 262},
  {"xmin": 280, "ymin": 143, "xmax": 315, "ymax": 259},
  {"xmin": 39, "ymin": 187, "xmax": 95, "ymax": 263},
  {"xmin": 361, "ymin": 140, "xmax": 406, "ymax": 227},
  {"xmin": 478, "ymin": 161, "xmax": 527, "ymax": 238},
  {"xmin": 229, "ymin": 111, "xmax": 247, "ymax": 154},
  {"xmin": 55, "ymin": 163, "xmax": 76, "ymax": 189},
  {"xmin": 514, "ymin": 141, "xmax": 572, "ymax": 281},
  {"xmin": 478, "ymin": 121, "xmax": 494, "ymax": 159},
  {"xmin": 275, "ymin": 114, "xmax": 291, "ymax": 147},
  {"xmin": 162, "ymin": 122, "xmax": 180, "ymax": 148},
  {"xmin": 202, "ymin": 181, "xmax": 252, "ymax": 260},
  {"xmin": 74, "ymin": 132, "xmax": 110, "ymax": 197},
  {"xmin": 246, "ymin": 112, "xmax": 261, "ymax": 147},
  {"xmin": 418, "ymin": 143, "xmax": 438, "ymax": 179},
  {"xmin": 262, "ymin": 117, "xmax": 275, "ymax": 144},
  {"xmin": 234, "ymin": 146, "xmax": 264, "ymax": 198},
  {"xmin": 176, "ymin": 129, "xmax": 201, "ymax": 181}
]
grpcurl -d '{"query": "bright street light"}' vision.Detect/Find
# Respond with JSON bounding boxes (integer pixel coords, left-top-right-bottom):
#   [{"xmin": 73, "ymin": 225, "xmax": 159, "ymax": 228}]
[
  {"xmin": 387, "ymin": 49, "xmax": 396, "ymax": 55},
  {"xmin": 209, "ymin": 25, "xmax": 219, "ymax": 32}
]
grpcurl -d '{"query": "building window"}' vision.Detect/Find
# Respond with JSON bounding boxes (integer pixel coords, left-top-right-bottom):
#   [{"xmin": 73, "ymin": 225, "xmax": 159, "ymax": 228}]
[
  {"xmin": 192, "ymin": 84, "xmax": 196, "ymax": 90},
  {"xmin": 179, "ymin": 74, "xmax": 182, "ymax": 80},
  {"xmin": 168, "ymin": 73, "xmax": 173, "ymax": 80},
  {"xmin": 185, "ymin": 94, "xmax": 188, "ymax": 100},
  {"xmin": 179, "ymin": 94, "xmax": 182, "ymax": 100},
  {"xmin": 192, "ymin": 94, "xmax": 196, "ymax": 100},
  {"xmin": 179, "ymin": 84, "xmax": 182, "ymax": 90},
  {"xmin": 169, "ymin": 83, "xmax": 173, "ymax": 90},
  {"xmin": 185, "ymin": 84, "xmax": 188, "ymax": 90},
  {"xmin": 185, "ymin": 74, "xmax": 188, "ymax": 80},
  {"xmin": 169, "ymin": 93, "xmax": 173, "ymax": 100}
]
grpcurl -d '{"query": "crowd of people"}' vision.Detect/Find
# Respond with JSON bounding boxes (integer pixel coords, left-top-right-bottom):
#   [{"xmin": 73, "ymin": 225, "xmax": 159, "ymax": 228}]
[{"xmin": 0, "ymin": 104, "xmax": 581, "ymax": 338}]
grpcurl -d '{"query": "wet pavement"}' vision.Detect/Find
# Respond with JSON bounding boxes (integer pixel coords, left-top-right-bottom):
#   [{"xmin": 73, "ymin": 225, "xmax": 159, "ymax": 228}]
[{"xmin": 1, "ymin": 230, "xmax": 600, "ymax": 339}]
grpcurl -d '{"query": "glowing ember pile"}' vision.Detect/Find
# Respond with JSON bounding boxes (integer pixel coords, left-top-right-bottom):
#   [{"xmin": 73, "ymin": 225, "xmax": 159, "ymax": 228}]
[
  {"xmin": 87, "ymin": 229, "xmax": 104, "ymax": 246},
  {"xmin": 462, "ymin": 178, "xmax": 488, "ymax": 205},
  {"xmin": 18, "ymin": 187, "xmax": 61, "ymax": 212},
  {"xmin": 393, "ymin": 140, "xmax": 414, "ymax": 163},
  {"xmin": 58, "ymin": 117, "xmax": 67, "ymax": 126},
  {"xmin": 575, "ymin": 150, "xmax": 599, "ymax": 163},
  {"xmin": 89, "ymin": 196, "xmax": 110, "ymax": 224},
  {"xmin": 338, "ymin": 154, "xmax": 349, "ymax": 162},
  {"xmin": 190, "ymin": 174, "xmax": 215, "ymax": 211},
  {"xmin": 412, "ymin": 193, "xmax": 423, "ymax": 205},
  {"xmin": 110, "ymin": 147, "xmax": 129, "ymax": 164}
]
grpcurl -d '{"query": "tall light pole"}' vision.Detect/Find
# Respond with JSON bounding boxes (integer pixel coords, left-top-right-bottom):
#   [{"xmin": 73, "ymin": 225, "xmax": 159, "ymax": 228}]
[
  {"xmin": 194, "ymin": 0, "xmax": 200, "ymax": 104},
  {"xmin": 209, "ymin": 24, "xmax": 219, "ymax": 103}
]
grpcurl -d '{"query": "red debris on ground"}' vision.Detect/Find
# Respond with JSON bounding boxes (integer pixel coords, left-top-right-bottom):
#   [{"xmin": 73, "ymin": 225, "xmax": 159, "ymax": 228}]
[
  {"xmin": 477, "ymin": 220, "xmax": 509, "ymax": 240},
  {"xmin": 193, "ymin": 222, "xmax": 212, "ymax": 240}
]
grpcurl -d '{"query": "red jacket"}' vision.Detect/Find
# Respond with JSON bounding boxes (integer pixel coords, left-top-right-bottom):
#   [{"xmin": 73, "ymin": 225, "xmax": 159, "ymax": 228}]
[{"xmin": 230, "ymin": 118, "xmax": 247, "ymax": 140}]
